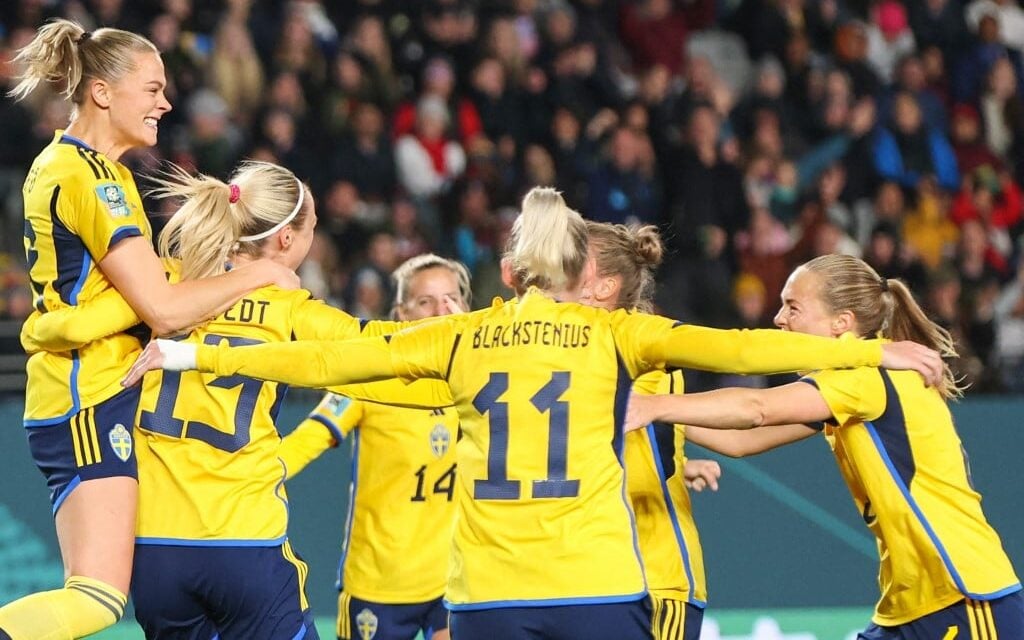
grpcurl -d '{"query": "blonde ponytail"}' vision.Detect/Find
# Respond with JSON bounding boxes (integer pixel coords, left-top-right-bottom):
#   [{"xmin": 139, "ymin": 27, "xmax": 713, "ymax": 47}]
[
  {"xmin": 505, "ymin": 187, "xmax": 588, "ymax": 293},
  {"xmin": 152, "ymin": 161, "xmax": 311, "ymax": 280},
  {"xmin": 802, "ymin": 255, "xmax": 963, "ymax": 398},
  {"xmin": 9, "ymin": 19, "xmax": 157, "ymax": 107}
]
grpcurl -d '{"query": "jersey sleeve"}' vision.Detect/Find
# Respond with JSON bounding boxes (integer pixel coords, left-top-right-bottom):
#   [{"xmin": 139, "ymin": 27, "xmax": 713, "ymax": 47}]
[
  {"xmin": 197, "ymin": 335, "xmax": 399, "ymax": 387},
  {"xmin": 279, "ymin": 393, "xmax": 363, "ymax": 477},
  {"xmin": 21, "ymin": 287, "xmax": 141, "ymax": 352},
  {"xmin": 801, "ymin": 367, "xmax": 886, "ymax": 426},
  {"xmin": 614, "ymin": 312, "xmax": 884, "ymax": 377},
  {"xmin": 61, "ymin": 175, "xmax": 146, "ymax": 262},
  {"xmin": 288, "ymin": 297, "xmax": 423, "ymax": 341},
  {"xmin": 387, "ymin": 317, "xmax": 462, "ymax": 382},
  {"xmin": 328, "ymin": 378, "xmax": 455, "ymax": 409}
]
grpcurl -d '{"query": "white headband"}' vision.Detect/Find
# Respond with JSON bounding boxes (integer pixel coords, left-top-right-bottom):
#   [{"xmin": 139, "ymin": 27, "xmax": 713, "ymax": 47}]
[{"xmin": 238, "ymin": 176, "xmax": 304, "ymax": 242}]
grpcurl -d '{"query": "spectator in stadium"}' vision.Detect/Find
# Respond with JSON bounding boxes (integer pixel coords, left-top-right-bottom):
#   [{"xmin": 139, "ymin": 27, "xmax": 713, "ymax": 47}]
[
  {"xmin": 129, "ymin": 187, "xmax": 944, "ymax": 640},
  {"xmin": 628, "ymin": 254, "xmax": 1024, "ymax": 640},
  {"xmin": 872, "ymin": 91, "xmax": 959, "ymax": 192},
  {"xmin": 0, "ymin": 19, "xmax": 297, "ymax": 640}
]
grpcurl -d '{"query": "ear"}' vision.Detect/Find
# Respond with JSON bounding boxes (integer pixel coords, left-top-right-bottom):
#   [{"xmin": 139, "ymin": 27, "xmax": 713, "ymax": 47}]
[
  {"xmin": 500, "ymin": 258, "xmax": 515, "ymax": 288},
  {"xmin": 89, "ymin": 79, "xmax": 112, "ymax": 109},
  {"xmin": 592, "ymin": 276, "xmax": 618, "ymax": 303},
  {"xmin": 831, "ymin": 310, "xmax": 856, "ymax": 337}
]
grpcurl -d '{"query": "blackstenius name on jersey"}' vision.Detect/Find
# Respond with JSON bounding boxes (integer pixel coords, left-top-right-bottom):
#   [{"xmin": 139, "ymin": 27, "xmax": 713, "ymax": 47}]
[{"xmin": 472, "ymin": 321, "xmax": 591, "ymax": 349}]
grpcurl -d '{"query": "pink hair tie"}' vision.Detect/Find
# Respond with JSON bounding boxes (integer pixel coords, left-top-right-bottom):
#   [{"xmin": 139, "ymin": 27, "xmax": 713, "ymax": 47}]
[{"xmin": 228, "ymin": 184, "xmax": 241, "ymax": 204}]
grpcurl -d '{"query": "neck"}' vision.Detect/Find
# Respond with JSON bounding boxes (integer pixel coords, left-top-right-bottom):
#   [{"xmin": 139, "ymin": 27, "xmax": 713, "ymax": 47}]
[{"xmin": 65, "ymin": 116, "xmax": 130, "ymax": 162}]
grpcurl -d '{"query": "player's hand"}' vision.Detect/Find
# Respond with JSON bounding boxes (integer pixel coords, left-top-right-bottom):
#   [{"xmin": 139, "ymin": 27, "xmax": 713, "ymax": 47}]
[
  {"xmin": 441, "ymin": 294, "xmax": 463, "ymax": 315},
  {"xmin": 249, "ymin": 258, "xmax": 301, "ymax": 290},
  {"xmin": 624, "ymin": 393, "xmax": 658, "ymax": 432},
  {"xmin": 880, "ymin": 341, "xmax": 943, "ymax": 387},
  {"xmin": 683, "ymin": 459, "xmax": 721, "ymax": 492},
  {"xmin": 122, "ymin": 339, "xmax": 197, "ymax": 386}
]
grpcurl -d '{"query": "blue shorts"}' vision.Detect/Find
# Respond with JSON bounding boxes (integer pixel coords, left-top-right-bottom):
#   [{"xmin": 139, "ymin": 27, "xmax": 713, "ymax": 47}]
[
  {"xmin": 27, "ymin": 386, "xmax": 141, "ymax": 513},
  {"xmin": 448, "ymin": 599, "xmax": 653, "ymax": 640},
  {"xmin": 131, "ymin": 542, "xmax": 319, "ymax": 640},
  {"xmin": 858, "ymin": 590, "xmax": 1024, "ymax": 640},
  {"xmin": 651, "ymin": 595, "xmax": 704, "ymax": 640},
  {"xmin": 338, "ymin": 592, "xmax": 447, "ymax": 640}
]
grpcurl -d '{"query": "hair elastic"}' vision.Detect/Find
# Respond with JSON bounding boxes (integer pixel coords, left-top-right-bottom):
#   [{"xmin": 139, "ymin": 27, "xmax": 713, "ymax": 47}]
[
  {"xmin": 228, "ymin": 183, "xmax": 241, "ymax": 203},
  {"xmin": 879, "ymin": 278, "xmax": 890, "ymax": 292},
  {"xmin": 78, "ymin": 31, "xmax": 92, "ymax": 44},
  {"xmin": 238, "ymin": 176, "xmax": 304, "ymax": 242}
]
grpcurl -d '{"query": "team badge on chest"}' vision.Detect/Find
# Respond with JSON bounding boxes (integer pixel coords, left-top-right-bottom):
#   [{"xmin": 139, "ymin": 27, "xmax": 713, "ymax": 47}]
[
  {"xmin": 430, "ymin": 423, "xmax": 450, "ymax": 457},
  {"xmin": 108, "ymin": 424, "xmax": 133, "ymax": 462}
]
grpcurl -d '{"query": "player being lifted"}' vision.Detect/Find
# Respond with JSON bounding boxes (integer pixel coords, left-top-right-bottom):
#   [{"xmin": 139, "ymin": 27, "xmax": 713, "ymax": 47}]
[{"xmin": 3, "ymin": 20, "xmax": 294, "ymax": 640}]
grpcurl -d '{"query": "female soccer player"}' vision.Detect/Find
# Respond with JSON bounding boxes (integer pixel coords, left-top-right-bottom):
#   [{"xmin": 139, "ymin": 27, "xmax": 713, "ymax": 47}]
[
  {"xmin": 626, "ymin": 254, "xmax": 1024, "ymax": 639},
  {"xmin": 282, "ymin": 254, "xmax": 471, "ymax": 640},
  {"xmin": 583, "ymin": 221, "xmax": 712, "ymax": 640},
  {"xmin": 2, "ymin": 20, "xmax": 294, "ymax": 640},
  {"xmin": 127, "ymin": 188, "xmax": 943, "ymax": 640}
]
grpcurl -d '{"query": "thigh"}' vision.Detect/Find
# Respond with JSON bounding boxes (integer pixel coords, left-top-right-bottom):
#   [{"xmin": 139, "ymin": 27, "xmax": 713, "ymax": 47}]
[
  {"xmin": 338, "ymin": 593, "xmax": 434, "ymax": 640},
  {"xmin": 131, "ymin": 545, "xmax": 218, "ymax": 640}
]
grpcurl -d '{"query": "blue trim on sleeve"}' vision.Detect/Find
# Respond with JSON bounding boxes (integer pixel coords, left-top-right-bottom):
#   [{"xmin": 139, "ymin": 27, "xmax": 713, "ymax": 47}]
[
  {"xmin": 52, "ymin": 475, "xmax": 82, "ymax": 514},
  {"xmin": 69, "ymin": 252, "xmax": 91, "ymax": 305},
  {"xmin": 309, "ymin": 414, "xmax": 344, "ymax": 445},
  {"xmin": 444, "ymin": 591, "xmax": 648, "ymax": 611},
  {"xmin": 24, "ymin": 353, "xmax": 82, "ymax": 427},
  {"xmin": 134, "ymin": 535, "xmax": 288, "ymax": 547},
  {"xmin": 107, "ymin": 225, "xmax": 143, "ymax": 250},
  {"xmin": 646, "ymin": 423, "xmax": 699, "ymax": 606}
]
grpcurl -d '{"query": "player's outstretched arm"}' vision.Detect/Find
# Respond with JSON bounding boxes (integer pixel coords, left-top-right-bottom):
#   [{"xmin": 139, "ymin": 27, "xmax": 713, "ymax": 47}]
[
  {"xmin": 626, "ymin": 381, "xmax": 831, "ymax": 431},
  {"xmin": 685, "ymin": 424, "xmax": 819, "ymax": 458},
  {"xmin": 123, "ymin": 336, "xmax": 399, "ymax": 389}
]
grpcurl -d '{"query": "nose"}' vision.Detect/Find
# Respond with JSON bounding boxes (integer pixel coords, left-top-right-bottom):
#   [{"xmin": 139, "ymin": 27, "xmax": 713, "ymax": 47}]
[
  {"xmin": 159, "ymin": 94, "xmax": 172, "ymax": 113},
  {"xmin": 773, "ymin": 308, "xmax": 786, "ymax": 329}
]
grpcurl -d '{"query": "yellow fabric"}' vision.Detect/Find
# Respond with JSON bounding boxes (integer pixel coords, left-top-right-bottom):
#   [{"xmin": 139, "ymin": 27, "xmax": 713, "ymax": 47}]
[
  {"xmin": 134, "ymin": 277, "xmax": 405, "ymax": 544},
  {"xmin": 626, "ymin": 370, "xmax": 706, "ymax": 606},
  {"xmin": 22, "ymin": 131, "xmax": 152, "ymax": 423},
  {"xmin": 288, "ymin": 391, "xmax": 458, "ymax": 603},
  {"xmin": 197, "ymin": 291, "xmax": 887, "ymax": 608},
  {"xmin": 806, "ymin": 366, "xmax": 1020, "ymax": 625},
  {"xmin": 0, "ymin": 575, "xmax": 126, "ymax": 640}
]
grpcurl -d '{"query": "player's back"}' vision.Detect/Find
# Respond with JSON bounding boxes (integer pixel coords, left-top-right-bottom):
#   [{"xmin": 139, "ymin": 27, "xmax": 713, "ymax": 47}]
[
  {"xmin": 136, "ymin": 284, "xmax": 338, "ymax": 544},
  {"xmin": 812, "ymin": 366, "xmax": 1021, "ymax": 624},
  {"xmin": 23, "ymin": 132, "xmax": 151, "ymax": 423},
  {"xmin": 435, "ymin": 292, "xmax": 647, "ymax": 608}
]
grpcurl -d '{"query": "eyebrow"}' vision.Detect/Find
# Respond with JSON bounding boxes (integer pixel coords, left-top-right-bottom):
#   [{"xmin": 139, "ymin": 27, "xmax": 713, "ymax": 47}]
[{"xmin": 145, "ymin": 80, "xmax": 166, "ymax": 89}]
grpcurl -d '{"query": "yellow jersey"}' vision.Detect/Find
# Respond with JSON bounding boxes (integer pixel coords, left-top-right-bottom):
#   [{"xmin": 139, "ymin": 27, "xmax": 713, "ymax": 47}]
[
  {"xmin": 135, "ymin": 286, "xmax": 403, "ymax": 545},
  {"xmin": 283, "ymin": 393, "xmax": 459, "ymax": 603},
  {"xmin": 196, "ymin": 290, "xmax": 886, "ymax": 608},
  {"xmin": 626, "ymin": 370, "xmax": 707, "ymax": 606},
  {"xmin": 22, "ymin": 131, "xmax": 152, "ymax": 424},
  {"xmin": 804, "ymin": 366, "xmax": 1021, "ymax": 625}
]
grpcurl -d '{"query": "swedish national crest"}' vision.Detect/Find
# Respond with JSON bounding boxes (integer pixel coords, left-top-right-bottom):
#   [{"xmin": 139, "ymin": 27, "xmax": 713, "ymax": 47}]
[{"xmin": 108, "ymin": 424, "xmax": 132, "ymax": 462}]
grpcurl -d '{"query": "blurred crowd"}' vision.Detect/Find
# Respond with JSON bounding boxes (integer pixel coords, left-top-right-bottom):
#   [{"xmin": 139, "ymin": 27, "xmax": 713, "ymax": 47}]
[{"xmin": 2, "ymin": 0, "xmax": 1024, "ymax": 393}]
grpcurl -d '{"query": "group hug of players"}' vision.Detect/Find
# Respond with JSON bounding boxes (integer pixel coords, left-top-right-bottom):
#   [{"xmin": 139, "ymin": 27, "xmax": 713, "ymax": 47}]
[{"xmin": 1, "ymin": 17, "xmax": 1021, "ymax": 640}]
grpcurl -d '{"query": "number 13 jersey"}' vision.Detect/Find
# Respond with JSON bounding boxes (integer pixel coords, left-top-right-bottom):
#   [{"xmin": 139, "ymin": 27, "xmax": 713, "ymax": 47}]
[{"xmin": 135, "ymin": 278, "xmax": 402, "ymax": 546}]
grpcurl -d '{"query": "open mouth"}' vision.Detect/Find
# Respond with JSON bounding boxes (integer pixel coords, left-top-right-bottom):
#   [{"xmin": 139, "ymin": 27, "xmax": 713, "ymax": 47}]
[{"xmin": 144, "ymin": 117, "xmax": 159, "ymax": 129}]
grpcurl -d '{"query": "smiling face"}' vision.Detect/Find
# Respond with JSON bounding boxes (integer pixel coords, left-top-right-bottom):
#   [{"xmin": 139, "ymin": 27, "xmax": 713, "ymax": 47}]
[
  {"xmin": 773, "ymin": 267, "xmax": 838, "ymax": 337},
  {"xmin": 105, "ymin": 51, "xmax": 171, "ymax": 150}
]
